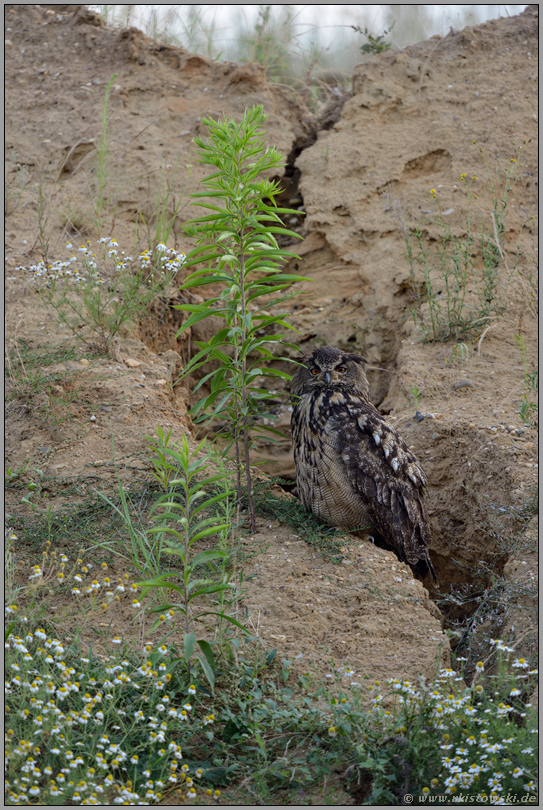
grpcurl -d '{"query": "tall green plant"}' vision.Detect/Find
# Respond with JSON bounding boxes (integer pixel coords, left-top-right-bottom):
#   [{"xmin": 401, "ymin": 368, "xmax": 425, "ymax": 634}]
[
  {"xmin": 137, "ymin": 432, "xmax": 247, "ymax": 689},
  {"xmin": 175, "ymin": 104, "xmax": 307, "ymax": 531}
]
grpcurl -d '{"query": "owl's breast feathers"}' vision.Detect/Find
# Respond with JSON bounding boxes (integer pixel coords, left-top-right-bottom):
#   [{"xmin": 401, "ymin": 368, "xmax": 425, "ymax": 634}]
[{"xmin": 292, "ymin": 387, "xmax": 436, "ymax": 581}]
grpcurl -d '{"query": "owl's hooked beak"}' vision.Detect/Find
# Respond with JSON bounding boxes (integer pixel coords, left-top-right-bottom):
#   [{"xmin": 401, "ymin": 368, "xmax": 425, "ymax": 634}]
[{"xmin": 316, "ymin": 370, "xmax": 340, "ymax": 385}]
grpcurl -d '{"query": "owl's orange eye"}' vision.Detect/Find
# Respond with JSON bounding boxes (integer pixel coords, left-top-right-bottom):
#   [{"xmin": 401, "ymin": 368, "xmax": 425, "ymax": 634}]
[
  {"xmin": 337, "ymin": 365, "xmax": 346, "ymax": 373},
  {"xmin": 310, "ymin": 367, "xmax": 319, "ymax": 375}
]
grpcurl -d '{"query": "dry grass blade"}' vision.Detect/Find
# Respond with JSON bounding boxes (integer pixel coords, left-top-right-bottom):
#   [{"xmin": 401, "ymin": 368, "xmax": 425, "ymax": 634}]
[{"xmin": 477, "ymin": 322, "xmax": 499, "ymax": 356}]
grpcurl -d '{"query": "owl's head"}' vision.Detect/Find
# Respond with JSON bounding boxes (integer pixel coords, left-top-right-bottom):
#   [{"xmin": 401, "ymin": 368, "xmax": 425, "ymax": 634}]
[{"xmin": 291, "ymin": 346, "xmax": 370, "ymax": 399}]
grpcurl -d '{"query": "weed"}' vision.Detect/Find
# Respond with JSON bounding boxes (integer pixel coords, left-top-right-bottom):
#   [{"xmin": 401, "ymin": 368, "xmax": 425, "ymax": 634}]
[
  {"xmin": 175, "ymin": 104, "xmax": 307, "ymax": 531},
  {"xmin": 5, "ymin": 461, "xmax": 31, "ymax": 484},
  {"xmin": 401, "ymin": 146, "xmax": 529, "ymax": 342},
  {"xmin": 136, "ymin": 157, "xmax": 188, "ymax": 253},
  {"xmin": 238, "ymin": 5, "xmax": 293, "ymax": 82},
  {"xmin": 135, "ymin": 431, "xmax": 248, "ymax": 689},
  {"xmin": 17, "ymin": 238, "xmax": 185, "ymax": 355},
  {"xmin": 447, "ymin": 341, "xmax": 470, "ymax": 373},
  {"xmin": 352, "ymin": 23, "xmax": 395, "ymax": 55},
  {"xmin": 204, "ymin": 452, "xmax": 248, "ymax": 663},
  {"xmin": 90, "ymin": 457, "xmax": 175, "ymax": 599},
  {"xmin": 516, "ymin": 334, "xmax": 538, "ymax": 427},
  {"xmin": 341, "ymin": 655, "xmax": 538, "ymax": 804},
  {"xmin": 164, "ymin": 5, "xmax": 222, "ymax": 60},
  {"xmin": 408, "ymin": 384, "xmax": 423, "ymax": 410},
  {"xmin": 5, "ymin": 528, "xmax": 22, "ymax": 609}
]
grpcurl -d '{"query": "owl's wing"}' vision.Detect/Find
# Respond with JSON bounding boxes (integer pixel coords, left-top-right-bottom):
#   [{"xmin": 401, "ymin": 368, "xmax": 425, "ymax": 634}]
[{"xmin": 336, "ymin": 396, "xmax": 437, "ymax": 581}]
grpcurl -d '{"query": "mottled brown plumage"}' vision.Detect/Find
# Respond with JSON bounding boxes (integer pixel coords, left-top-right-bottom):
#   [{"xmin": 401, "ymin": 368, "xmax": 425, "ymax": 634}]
[{"xmin": 290, "ymin": 346, "xmax": 436, "ymax": 581}]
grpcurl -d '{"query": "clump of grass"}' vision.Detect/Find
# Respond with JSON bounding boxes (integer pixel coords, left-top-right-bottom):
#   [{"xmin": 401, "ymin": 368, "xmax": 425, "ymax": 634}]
[
  {"xmin": 403, "ymin": 145, "xmax": 530, "ymax": 343},
  {"xmin": 250, "ymin": 479, "xmax": 347, "ymax": 563},
  {"xmin": 17, "ymin": 238, "xmax": 185, "ymax": 355},
  {"xmin": 5, "ymin": 329, "xmax": 84, "ymax": 426},
  {"xmin": 5, "ymin": 483, "xmax": 136, "ymax": 552},
  {"xmin": 236, "ymin": 5, "xmax": 297, "ymax": 83},
  {"xmin": 447, "ymin": 342, "xmax": 470, "ymax": 374},
  {"xmin": 135, "ymin": 157, "xmax": 188, "ymax": 256}
]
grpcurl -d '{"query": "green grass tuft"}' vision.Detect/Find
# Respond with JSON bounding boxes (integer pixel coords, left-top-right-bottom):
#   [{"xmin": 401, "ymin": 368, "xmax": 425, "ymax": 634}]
[{"xmin": 250, "ymin": 479, "xmax": 347, "ymax": 563}]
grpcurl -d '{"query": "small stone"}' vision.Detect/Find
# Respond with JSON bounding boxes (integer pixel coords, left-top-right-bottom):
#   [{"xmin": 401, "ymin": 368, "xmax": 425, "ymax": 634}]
[
  {"xmin": 80, "ymin": 358, "xmax": 89, "ymax": 367},
  {"xmin": 314, "ymin": 297, "xmax": 333, "ymax": 307},
  {"xmin": 453, "ymin": 379, "xmax": 474, "ymax": 390},
  {"xmin": 155, "ymin": 379, "xmax": 167, "ymax": 386},
  {"xmin": 90, "ymin": 415, "xmax": 96, "ymax": 422},
  {"xmin": 124, "ymin": 358, "xmax": 141, "ymax": 368}
]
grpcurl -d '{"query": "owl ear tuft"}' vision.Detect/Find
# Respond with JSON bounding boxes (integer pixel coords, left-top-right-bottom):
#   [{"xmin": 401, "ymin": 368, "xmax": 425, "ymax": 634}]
[{"xmin": 346, "ymin": 353, "xmax": 367, "ymax": 366}]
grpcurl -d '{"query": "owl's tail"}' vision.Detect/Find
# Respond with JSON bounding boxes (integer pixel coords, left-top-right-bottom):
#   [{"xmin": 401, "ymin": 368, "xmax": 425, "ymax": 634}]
[{"xmin": 412, "ymin": 553, "xmax": 438, "ymax": 584}]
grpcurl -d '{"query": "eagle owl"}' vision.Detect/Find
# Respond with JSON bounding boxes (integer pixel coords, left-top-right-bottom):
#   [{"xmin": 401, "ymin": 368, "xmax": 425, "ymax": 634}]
[{"xmin": 290, "ymin": 346, "xmax": 437, "ymax": 581}]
